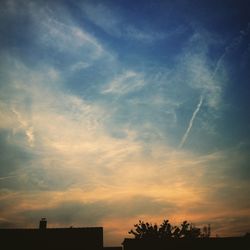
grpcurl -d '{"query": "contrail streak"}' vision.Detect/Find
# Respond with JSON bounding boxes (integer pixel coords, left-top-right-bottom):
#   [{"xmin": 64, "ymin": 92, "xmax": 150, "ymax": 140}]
[
  {"xmin": 179, "ymin": 95, "xmax": 203, "ymax": 148},
  {"xmin": 178, "ymin": 23, "xmax": 250, "ymax": 149},
  {"xmin": 212, "ymin": 22, "xmax": 250, "ymax": 79}
]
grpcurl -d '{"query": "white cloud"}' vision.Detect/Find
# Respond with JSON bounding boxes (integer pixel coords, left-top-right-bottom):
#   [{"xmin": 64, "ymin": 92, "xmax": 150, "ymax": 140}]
[
  {"xmin": 80, "ymin": 1, "xmax": 165, "ymax": 42},
  {"xmin": 181, "ymin": 51, "xmax": 223, "ymax": 109},
  {"xmin": 0, "ymin": 56, "xmax": 143, "ymax": 181},
  {"xmin": 1, "ymin": 56, "xmax": 249, "ymax": 242},
  {"xmin": 70, "ymin": 61, "xmax": 91, "ymax": 72},
  {"xmin": 1, "ymin": 2, "xmax": 249, "ymax": 244},
  {"xmin": 81, "ymin": 2, "xmax": 122, "ymax": 36},
  {"xmin": 149, "ymin": 30, "xmax": 228, "ymax": 147},
  {"xmin": 102, "ymin": 71, "xmax": 145, "ymax": 95},
  {"xmin": 11, "ymin": 108, "xmax": 34, "ymax": 147},
  {"xmin": 37, "ymin": 14, "xmax": 104, "ymax": 60},
  {"xmin": 124, "ymin": 25, "xmax": 165, "ymax": 43}
]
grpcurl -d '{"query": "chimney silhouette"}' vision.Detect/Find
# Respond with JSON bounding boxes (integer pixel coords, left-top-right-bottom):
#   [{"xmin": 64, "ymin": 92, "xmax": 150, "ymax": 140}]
[{"xmin": 39, "ymin": 218, "xmax": 47, "ymax": 229}]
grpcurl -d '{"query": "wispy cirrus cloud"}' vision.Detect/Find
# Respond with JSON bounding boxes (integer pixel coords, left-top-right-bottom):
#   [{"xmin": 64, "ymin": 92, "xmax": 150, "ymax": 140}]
[
  {"xmin": 102, "ymin": 71, "xmax": 145, "ymax": 95},
  {"xmin": 212, "ymin": 22, "xmax": 250, "ymax": 78},
  {"xmin": 80, "ymin": 1, "xmax": 166, "ymax": 43},
  {"xmin": 70, "ymin": 61, "xmax": 91, "ymax": 72},
  {"xmin": 1, "ymin": 0, "xmax": 250, "ymax": 245},
  {"xmin": 80, "ymin": 2, "xmax": 122, "ymax": 36},
  {"xmin": 177, "ymin": 24, "xmax": 250, "ymax": 148},
  {"xmin": 0, "ymin": 56, "xmax": 143, "ymax": 189},
  {"xmin": 11, "ymin": 108, "xmax": 34, "ymax": 147},
  {"xmin": 2, "ymin": 0, "xmax": 113, "ymax": 71},
  {"xmin": 32, "ymin": 4, "xmax": 105, "ymax": 61}
]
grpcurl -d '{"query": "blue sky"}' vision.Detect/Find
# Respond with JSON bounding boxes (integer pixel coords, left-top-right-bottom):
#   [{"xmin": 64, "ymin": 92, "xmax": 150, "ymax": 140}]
[{"xmin": 0, "ymin": 0, "xmax": 250, "ymax": 246}]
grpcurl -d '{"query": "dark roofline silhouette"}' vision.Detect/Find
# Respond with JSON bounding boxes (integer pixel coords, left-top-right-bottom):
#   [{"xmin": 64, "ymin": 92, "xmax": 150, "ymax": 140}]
[
  {"xmin": 0, "ymin": 218, "xmax": 249, "ymax": 250},
  {"xmin": 0, "ymin": 218, "xmax": 104, "ymax": 250}
]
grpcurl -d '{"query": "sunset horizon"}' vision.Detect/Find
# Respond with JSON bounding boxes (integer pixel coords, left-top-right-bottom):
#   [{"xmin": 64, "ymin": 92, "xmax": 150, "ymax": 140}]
[{"xmin": 0, "ymin": 0, "xmax": 250, "ymax": 246}]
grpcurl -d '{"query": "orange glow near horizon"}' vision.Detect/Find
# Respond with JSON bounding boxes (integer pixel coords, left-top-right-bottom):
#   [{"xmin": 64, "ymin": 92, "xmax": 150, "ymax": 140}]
[{"xmin": 1, "ymin": 1, "xmax": 250, "ymax": 247}]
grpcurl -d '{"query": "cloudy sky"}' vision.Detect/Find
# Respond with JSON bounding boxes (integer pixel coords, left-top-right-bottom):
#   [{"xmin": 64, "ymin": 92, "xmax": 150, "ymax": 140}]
[{"xmin": 0, "ymin": 0, "xmax": 250, "ymax": 246}]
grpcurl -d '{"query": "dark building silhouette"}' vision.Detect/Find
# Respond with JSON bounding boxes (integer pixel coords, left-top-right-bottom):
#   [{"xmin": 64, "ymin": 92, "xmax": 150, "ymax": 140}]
[
  {"xmin": 122, "ymin": 237, "xmax": 250, "ymax": 250},
  {"xmin": 39, "ymin": 217, "xmax": 47, "ymax": 230},
  {"xmin": 0, "ymin": 219, "xmax": 103, "ymax": 250},
  {"xmin": 103, "ymin": 247, "xmax": 122, "ymax": 250},
  {"xmin": 1, "ymin": 218, "xmax": 249, "ymax": 250}
]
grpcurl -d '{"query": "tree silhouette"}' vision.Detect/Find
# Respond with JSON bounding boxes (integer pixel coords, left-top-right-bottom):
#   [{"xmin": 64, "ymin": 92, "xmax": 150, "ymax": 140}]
[
  {"xmin": 178, "ymin": 221, "xmax": 201, "ymax": 238},
  {"xmin": 128, "ymin": 220, "xmax": 159, "ymax": 239},
  {"xmin": 159, "ymin": 220, "xmax": 177, "ymax": 239},
  {"xmin": 129, "ymin": 219, "xmax": 206, "ymax": 239}
]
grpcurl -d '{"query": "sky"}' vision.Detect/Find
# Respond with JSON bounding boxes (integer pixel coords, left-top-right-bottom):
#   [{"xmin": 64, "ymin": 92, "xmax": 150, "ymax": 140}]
[{"xmin": 0, "ymin": 0, "xmax": 250, "ymax": 246}]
